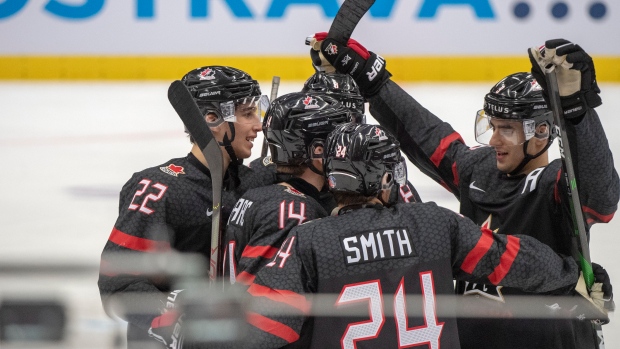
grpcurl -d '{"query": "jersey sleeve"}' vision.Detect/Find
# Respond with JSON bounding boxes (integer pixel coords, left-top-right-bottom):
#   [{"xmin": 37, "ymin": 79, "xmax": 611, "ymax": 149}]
[
  {"xmin": 446, "ymin": 206, "xmax": 579, "ymax": 293},
  {"xmin": 562, "ymin": 109, "xmax": 620, "ymax": 228},
  {"xmin": 241, "ymin": 227, "xmax": 315, "ymax": 349},
  {"xmin": 367, "ymin": 80, "xmax": 474, "ymax": 197},
  {"xmin": 97, "ymin": 173, "xmax": 176, "ymax": 330}
]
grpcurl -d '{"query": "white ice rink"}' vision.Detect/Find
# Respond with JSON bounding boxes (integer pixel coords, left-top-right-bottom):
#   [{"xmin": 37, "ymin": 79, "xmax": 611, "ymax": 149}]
[{"xmin": 1, "ymin": 81, "xmax": 619, "ymax": 348}]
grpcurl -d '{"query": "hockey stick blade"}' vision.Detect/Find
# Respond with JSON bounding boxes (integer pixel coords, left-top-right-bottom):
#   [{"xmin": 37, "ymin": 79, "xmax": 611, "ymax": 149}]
[
  {"xmin": 328, "ymin": 0, "xmax": 376, "ymax": 43},
  {"xmin": 168, "ymin": 80, "xmax": 224, "ymax": 283}
]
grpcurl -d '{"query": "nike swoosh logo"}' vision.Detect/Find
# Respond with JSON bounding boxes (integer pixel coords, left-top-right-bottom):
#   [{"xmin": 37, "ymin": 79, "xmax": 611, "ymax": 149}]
[
  {"xmin": 469, "ymin": 181, "xmax": 486, "ymax": 193},
  {"xmin": 206, "ymin": 209, "xmax": 213, "ymax": 217}
]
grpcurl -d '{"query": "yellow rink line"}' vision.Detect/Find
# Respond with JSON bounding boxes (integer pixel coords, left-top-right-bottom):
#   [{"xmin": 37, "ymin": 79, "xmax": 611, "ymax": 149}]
[{"xmin": 1, "ymin": 56, "xmax": 619, "ymax": 82}]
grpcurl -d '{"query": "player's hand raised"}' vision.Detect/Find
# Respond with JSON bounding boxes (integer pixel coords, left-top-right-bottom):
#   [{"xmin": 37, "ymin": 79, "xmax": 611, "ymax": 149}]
[
  {"xmin": 528, "ymin": 39, "xmax": 602, "ymax": 119},
  {"xmin": 307, "ymin": 32, "xmax": 390, "ymax": 97}
]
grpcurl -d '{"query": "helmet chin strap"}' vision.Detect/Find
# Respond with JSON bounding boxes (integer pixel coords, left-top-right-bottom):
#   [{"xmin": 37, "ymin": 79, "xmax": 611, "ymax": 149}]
[
  {"xmin": 508, "ymin": 138, "xmax": 554, "ymax": 176},
  {"xmin": 305, "ymin": 159, "xmax": 324, "ymax": 176},
  {"xmin": 378, "ymin": 185, "xmax": 399, "ymax": 207},
  {"xmin": 218, "ymin": 122, "xmax": 242, "ymax": 166}
]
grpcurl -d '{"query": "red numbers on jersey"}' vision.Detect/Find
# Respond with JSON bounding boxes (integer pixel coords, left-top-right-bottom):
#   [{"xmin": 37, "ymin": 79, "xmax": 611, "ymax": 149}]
[
  {"xmin": 337, "ymin": 272, "xmax": 444, "ymax": 349},
  {"xmin": 128, "ymin": 179, "xmax": 168, "ymax": 215}
]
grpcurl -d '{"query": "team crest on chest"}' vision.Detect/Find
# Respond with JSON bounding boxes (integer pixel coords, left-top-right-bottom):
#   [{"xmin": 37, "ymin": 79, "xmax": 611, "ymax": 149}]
[{"xmin": 160, "ymin": 164, "xmax": 185, "ymax": 177}]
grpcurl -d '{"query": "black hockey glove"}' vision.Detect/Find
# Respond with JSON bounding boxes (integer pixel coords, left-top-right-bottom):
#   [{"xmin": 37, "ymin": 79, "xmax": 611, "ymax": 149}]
[
  {"xmin": 528, "ymin": 39, "xmax": 602, "ymax": 119},
  {"xmin": 308, "ymin": 32, "xmax": 391, "ymax": 97},
  {"xmin": 148, "ymin": 290, "xmax": 185, "ymax": 349}
]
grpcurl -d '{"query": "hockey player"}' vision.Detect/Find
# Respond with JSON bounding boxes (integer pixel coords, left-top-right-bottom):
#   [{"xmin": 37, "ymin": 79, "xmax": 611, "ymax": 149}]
[
  {"xmin": 301, "ymin": 71, "xmax": 422, "ymax": 205},
  {"xmin": 97, "ymin": 66, "xmax": 277, "ymax": 348},
  {"xmin": 248, "ymin": 71, "xmax": 421, "ymax": 211},
  {"xmin": 224, "ymin": 91, "xmax": 364, "ymax": 286},
  {"xmin": 242, "ymin": 123, "xmax": 608, "ymax": 349},
  {"xmin": 308, "ymin": 34, "xmax": 617, "ymax": 348}
]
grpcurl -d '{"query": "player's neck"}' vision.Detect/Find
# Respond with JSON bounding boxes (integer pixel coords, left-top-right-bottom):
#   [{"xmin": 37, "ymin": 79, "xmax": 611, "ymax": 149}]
[
  {"xmin": 297, "ymin": 168, "xmax": 325, "ymax": 192},
  {"xmin": 191, "ymin": 144, "xmax": 230, "ymax": 172}
]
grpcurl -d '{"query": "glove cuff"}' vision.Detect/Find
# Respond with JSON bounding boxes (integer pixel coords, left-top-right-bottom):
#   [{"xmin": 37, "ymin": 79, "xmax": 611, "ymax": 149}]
[{"xmin": 560, "ymin": 89, "xmax": 602, "ymax": 119}]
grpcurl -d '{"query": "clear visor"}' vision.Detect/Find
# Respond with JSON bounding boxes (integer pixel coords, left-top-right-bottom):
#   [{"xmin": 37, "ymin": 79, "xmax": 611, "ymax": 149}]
[
  {"xmin": 219, "ymin": 95, "xmax": 270, "ymax": 125},
  {"xmin": 474, "ymin": 110, "xmax": 535, "ymax": 146}
]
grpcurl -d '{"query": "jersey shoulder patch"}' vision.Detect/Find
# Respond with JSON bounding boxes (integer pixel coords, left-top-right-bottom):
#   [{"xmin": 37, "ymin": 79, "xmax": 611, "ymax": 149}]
[{"xmin": 160, "ymin": 163, "xmax": 186, "ymax": 177}]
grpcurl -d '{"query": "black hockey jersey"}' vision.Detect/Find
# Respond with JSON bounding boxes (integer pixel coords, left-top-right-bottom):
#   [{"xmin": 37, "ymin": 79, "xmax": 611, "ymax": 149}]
[
  {"xmin": 244, "ymin": 202, "xmax": 579, "ymax": 349},
  {"xmin": 98, "ymin": 153, "xmax": 276, "ymax": 343},
  {"xmin": 224, "ymin": 178, "xmax": 328, "ymax": 285},
  {"xmin": 367, "ymin": 81, "xmax": 620, "ymax": 348}
]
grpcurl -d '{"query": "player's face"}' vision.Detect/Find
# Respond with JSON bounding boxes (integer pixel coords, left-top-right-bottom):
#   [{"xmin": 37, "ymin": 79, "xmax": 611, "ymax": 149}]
[
  {"xmin": 488, "ymin": 118, "xmax": 527, "ymax": 173},
  {"xmin": 230, "ymin": 113, "xmax": 262, "ymax": 159}
]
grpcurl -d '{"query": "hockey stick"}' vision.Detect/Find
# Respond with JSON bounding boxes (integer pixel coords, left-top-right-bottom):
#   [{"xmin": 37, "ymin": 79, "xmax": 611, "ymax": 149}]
[
  {"xmin": 328, "ymin": 0, "xmax": 376, "ymax": 43},
  {"xmin": 168, "ymin": 80, "xmax": 224, "ymax": 283},
  {"xmin": 261, "ymin": 76, "xmax": 280, "ymax": 157},
  {"xmin": 544, "ymin": 67, "xmax": 606, "ymax": 347}
]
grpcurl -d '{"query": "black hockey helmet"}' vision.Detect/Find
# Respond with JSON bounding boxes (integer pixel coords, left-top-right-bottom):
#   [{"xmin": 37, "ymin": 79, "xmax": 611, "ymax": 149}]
[
  {"xmin": 325, "ymin": 123, "xmax": 407, "ymax": 205},
  {"xmin": 264, "ymin": 92, "xmax": 364, "ymax": 169},
  {"xmin": 182, "ymin": 66, "xmax": 268, "ymax": 165},
  {"xmin": 475, "ymin": 72, "xmax": 556, "ymax": 145},
  {"xmin": 302, "ymin": 72, "xmax": 366, "ymax": 114},
  {"xmin": 182, "ymin": 65, "xmax": 268, "ymax": 125}
]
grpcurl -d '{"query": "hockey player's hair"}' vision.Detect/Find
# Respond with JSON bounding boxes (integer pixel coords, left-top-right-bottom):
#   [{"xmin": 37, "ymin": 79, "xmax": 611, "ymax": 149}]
[
  {"xmin": 276, "ymin": 164, "xmax": 306, "ymax": 176},
  {"xmin": 333, "ymin": 191, "xmax": 376, "ymax": 206}
]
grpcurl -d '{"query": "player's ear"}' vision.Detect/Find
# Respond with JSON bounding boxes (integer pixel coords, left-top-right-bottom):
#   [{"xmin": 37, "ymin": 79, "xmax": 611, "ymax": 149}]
[
  {"xmin": 205, "ymin": 112, "xmax": 218, "ymax": 124},
  {"xmin": 313, "ymin": 145, "xmax": 324, "ymax": 156}
]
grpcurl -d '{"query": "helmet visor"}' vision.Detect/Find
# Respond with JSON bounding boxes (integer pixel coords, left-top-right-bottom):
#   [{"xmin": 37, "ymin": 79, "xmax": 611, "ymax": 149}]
[
  {"xmin": 474, "ymin": 110, "xmax": 535, "ymax": 146},
  {"xmin": 220, "ymin": 95, "xmax": 270, "ymax": 125}
]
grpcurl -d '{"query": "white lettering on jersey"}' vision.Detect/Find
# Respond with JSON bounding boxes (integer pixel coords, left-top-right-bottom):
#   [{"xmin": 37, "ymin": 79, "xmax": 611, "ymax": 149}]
[
  {"xmin": 521, "ymin": 167, "xmax": 544, "ymax": 194},
  {"xmin": 341, "ymin": 228, "xmax": 415, "ymax": 265},
  {"xmin": 228, "ymin": 198, "xmax": 253, "ymax": 226}
]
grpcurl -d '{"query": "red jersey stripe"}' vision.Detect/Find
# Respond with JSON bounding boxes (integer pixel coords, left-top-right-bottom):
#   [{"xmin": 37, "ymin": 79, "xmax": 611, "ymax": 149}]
[
  {"xmin": 247, "ymin": 312, "xmax": 300, "ymax": 343},
  {"xmin": 451, "ymin": 161, "xmax": 459, "ymax": 187},
  {"xmin": 582, "ymin": 206, "xmax": 615, "ymax": 223},
  {"xmin": 237, "ymin": 271, "xmax": 256, "ymax": 285},
  {"xmin": 242, "ymin": 245, "xmax": 279, "ymax": 259},
  {"xmin": 554, "ymin": 169, "xmax": 562, "ymax": 203},
  {"xmin": 248, "ymin": 283, "xmax": 311, "ymax": 314},
  {"xmin": 461, "ymin": 228, "xmax": 494, "ymax": 274},
  {"xmin": 108, "ymin": 227, "xmax": 170, "ymax": 252},
  {"xmin": 488, "ymin": 235, "xmax": 521, "ymax": 285},
  {"xmin": 430, "ymin": 132, "xmax": 464, "ymax": 167}
]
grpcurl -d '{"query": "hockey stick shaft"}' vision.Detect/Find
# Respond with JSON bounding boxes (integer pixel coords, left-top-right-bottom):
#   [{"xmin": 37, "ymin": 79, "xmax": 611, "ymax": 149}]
[
  {"xmin": 543, "ymin": 68, "xmax": 593, "ymax": 285},
  {"xmin": 168, "ymin": 80, "xmax": 224, "ymax": 283},
  {"xmin": 261, "ymin": 76, "xmax": 280, "ymax": 157},
  {"xmin": 544, "ymin": 67, "xmax": 605, "ymax": 348},
  {"xmin": 328, "ymin": 0, "xmax": 376, "ymax": 43}
]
